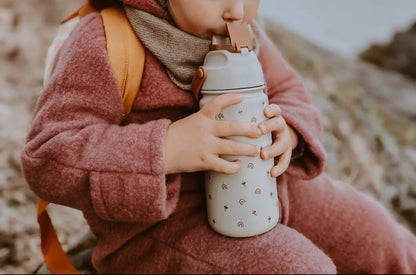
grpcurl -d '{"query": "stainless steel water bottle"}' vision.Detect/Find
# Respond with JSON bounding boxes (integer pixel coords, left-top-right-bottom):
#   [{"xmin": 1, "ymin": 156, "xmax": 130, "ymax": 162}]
[{"xmin": 194, "ymin": 23, "xmax": 279, "ymax": 237}]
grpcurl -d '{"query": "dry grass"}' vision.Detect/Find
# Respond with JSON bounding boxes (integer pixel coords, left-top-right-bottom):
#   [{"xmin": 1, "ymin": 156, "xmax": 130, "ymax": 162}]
[{"xmin": 0, "ymin": 2, "xmax": 415, "ymax": 273}]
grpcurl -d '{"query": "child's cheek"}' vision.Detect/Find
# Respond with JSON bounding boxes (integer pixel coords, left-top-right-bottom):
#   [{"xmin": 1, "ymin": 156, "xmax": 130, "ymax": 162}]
[{"xmin": 244, "ymin": 1, "xmax": 260, "ymax": 22}]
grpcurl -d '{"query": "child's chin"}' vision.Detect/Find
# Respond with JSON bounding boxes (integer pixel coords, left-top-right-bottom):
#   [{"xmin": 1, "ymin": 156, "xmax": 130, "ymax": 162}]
[{"xmin": 195, "ymin": 32, "xmax": 214, "ymax": 40}]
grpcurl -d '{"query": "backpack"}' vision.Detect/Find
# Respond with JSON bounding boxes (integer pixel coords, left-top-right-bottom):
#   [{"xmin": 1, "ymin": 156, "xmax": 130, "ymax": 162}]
[{"xmin": 37, "ymin": 2, "xmax": 145, "ymax": 273}]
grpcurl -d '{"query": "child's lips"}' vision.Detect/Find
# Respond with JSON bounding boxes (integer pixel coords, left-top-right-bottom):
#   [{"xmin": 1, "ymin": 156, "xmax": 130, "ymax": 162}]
[
  {"xmin": 210, "ymin": 26, "xmax": 228, "ymax": 36},
  {"xmin": 208, "ymin": 30, "xmax": 228, "ymax": 39},
  {"xmin": 200, "ymin": 27, "xmax": 227, "ymax": 40}
]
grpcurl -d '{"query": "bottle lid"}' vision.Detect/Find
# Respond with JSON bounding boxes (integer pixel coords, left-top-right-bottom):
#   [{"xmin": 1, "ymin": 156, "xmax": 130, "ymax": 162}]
[
  {"xmin": 201, "ymin": 48, "xmax": 265, "ymax": 92},
  {"xmin": 191, "ymin": 23, "xmax": 265, "ymax": 98},
  {"xmin": 201, "ymin": 23, "xmax": 264, "ymax": 92}
]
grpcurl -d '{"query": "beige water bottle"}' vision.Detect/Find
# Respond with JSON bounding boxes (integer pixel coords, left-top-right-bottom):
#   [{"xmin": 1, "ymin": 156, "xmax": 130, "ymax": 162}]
[{"xmin": 192, "ymin": 23, "xmax": 279, "ymax": 238}]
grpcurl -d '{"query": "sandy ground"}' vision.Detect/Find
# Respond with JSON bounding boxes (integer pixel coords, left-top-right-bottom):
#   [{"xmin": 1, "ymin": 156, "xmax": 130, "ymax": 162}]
[
  {"xmin": 1, "ymin": 1, "xmax": 415, "ymax": 273},
  {"xmin": 0, "ymin": 1, "xmax": 87, "ymax": 273}
]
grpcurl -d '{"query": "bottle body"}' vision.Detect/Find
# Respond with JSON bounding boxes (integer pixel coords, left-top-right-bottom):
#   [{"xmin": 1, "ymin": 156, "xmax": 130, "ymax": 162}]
[{"xmin": 200, "ymin": 88, "xmax": 279, "ymax": 237}]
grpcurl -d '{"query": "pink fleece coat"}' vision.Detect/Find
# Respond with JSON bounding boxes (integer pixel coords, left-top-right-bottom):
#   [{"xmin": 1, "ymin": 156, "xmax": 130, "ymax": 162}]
[{"xmin": 21, "ymin": 1, "xmax": 416, "ymax": 274}]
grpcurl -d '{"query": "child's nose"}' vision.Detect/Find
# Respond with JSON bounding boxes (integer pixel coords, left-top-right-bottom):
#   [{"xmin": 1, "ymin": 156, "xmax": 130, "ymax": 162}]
[{"xmin": 223, "ymin": 0, "xmax": 245, "ymax": 22}]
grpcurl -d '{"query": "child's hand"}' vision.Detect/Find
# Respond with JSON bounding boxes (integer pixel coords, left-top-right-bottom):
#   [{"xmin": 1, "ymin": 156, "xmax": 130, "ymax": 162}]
[
  {"xmin": 164, "ymin": 93, "xmax": 262, "ymax": 175},
  {"xmin": 258, "ymin": 104, "xmax": 299, "ymax": 178}
]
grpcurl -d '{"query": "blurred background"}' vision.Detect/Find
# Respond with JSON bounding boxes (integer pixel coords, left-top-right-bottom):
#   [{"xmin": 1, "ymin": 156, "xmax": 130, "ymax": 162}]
[
  {"xmin": 259, "ymin": 0, "xmax": 416, "ymax": 58},
  {"xmin": 1, "ymin": 0, "xmax": 415, "ymax": 273}
]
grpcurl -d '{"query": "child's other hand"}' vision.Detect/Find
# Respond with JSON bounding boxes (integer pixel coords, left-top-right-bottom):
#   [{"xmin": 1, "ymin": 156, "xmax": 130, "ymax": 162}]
[
  {"xmin": 164, "ymin": 93, "xmax": 262, "ymax": 175},
  {"xmin": 258, "ymin": 104, "xmax": 298, "ymax": 178}
]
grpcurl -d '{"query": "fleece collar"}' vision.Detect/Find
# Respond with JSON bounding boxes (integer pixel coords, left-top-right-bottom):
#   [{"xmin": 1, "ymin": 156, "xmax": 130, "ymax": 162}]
[{"xmin": 121, "ymin": 0, "xmax": 169, "ymax": 19}]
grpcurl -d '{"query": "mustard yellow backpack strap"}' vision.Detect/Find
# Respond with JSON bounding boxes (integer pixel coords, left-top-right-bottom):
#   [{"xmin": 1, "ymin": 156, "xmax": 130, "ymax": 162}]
[
  {"xmin": 37, "ymin": 5, "xmax": 145, "ymax": 275},
  {"xmin": 37, "ymin": 199, "xmax": 79, "ymax": 274},
  {"xmin": 102, "ymin": 7, "xmax": 145, "ymax": 119}
]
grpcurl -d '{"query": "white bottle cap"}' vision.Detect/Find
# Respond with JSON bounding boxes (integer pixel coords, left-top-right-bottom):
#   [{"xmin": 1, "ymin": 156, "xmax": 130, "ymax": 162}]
[{"xmin": 201, "ymin": 48, "xmax": 265, "ymax": 92}]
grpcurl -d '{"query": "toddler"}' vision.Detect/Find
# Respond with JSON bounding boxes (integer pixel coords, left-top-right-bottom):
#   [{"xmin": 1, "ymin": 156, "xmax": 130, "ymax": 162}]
[{"xmin": 21, "ymin": 0, "xmax": 416, "ymax": 273}]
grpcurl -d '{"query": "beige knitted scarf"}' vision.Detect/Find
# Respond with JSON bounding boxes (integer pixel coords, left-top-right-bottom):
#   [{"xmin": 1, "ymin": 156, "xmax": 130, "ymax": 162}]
[
  {"xmin": 124, "ymin": 2, "xmax": 258, "ymax": 91},
  {"xmin": 124, "ymin": 3, "xmax": 211, "ymax": 91}
]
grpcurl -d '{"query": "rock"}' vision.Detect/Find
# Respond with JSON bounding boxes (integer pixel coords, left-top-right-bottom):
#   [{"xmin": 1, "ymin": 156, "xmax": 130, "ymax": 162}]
[
  {"xmin": 0, "ymin": 7, "xmax": 18, "ymax": 59},
  {"xmin": 360, "ymin": 22, "xmax": 416, "ymax": 80}
]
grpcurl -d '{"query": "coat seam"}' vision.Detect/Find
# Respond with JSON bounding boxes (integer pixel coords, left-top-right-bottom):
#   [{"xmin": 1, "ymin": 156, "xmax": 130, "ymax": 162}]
[{"xmin": 22, "ymin": 150, "xmax": 159, "ymax": 176}]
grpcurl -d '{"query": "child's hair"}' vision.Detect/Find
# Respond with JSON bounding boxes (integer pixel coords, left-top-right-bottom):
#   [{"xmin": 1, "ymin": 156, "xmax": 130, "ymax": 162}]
[{"xmin": 89, "ymin": 0, "xmax": 122, "ymax": 10}]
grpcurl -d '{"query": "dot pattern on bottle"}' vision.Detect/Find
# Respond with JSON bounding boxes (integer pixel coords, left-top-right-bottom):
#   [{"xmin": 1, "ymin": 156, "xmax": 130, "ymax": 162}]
[
  {"xmin": 206, "ymin": 99, "xmax": 279, "ymax": 232},
  {"xmin": 215, "ymin": 112, "xmax": 225, "ymax": 120}
]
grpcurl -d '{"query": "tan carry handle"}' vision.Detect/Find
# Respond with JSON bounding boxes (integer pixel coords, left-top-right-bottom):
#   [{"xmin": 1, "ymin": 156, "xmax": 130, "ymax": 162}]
[{"xmin": 37, "ymin": 3, "xmax": 145, "ymax": 274}]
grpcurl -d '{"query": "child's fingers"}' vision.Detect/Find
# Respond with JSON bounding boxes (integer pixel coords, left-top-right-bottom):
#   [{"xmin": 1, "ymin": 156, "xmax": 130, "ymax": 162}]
[
  {"xmin": 215, "ymin": 121, "xmax": 262, "ymax": 139},
  {"xmin": 260, "ymin": 138, "xmax": 289, "ymax": 160},
  {"xmin": 270, "ymin": 150, "xmax": 291, "ymax": 177},
  {"xmin": 258, "ymin": 116, "xmax": 286, "ymax": 135},
  {"xmin": 210, "ymin": 158, "xmax": 242, "ymax": 175},
  {"xmin": 216, "ymin": 139, "xmax": 260, "ymax": 157},
  {"xmin": 264, "ymin": 104, "xmax": 281, "ymax": 118},
  {"xmin": 201, "ymin": 93, "xmax": 243, "ymax": 118}
]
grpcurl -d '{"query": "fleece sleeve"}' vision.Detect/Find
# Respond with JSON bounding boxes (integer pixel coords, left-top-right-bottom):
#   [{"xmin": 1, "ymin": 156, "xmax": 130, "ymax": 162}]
[
  {"xmin": 252, "ymin": 22, "xmax": 326, "ymax": 180},
  {"xmin": 20, "ymin": 13, "xmax": 180, "ymax": 223}
]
